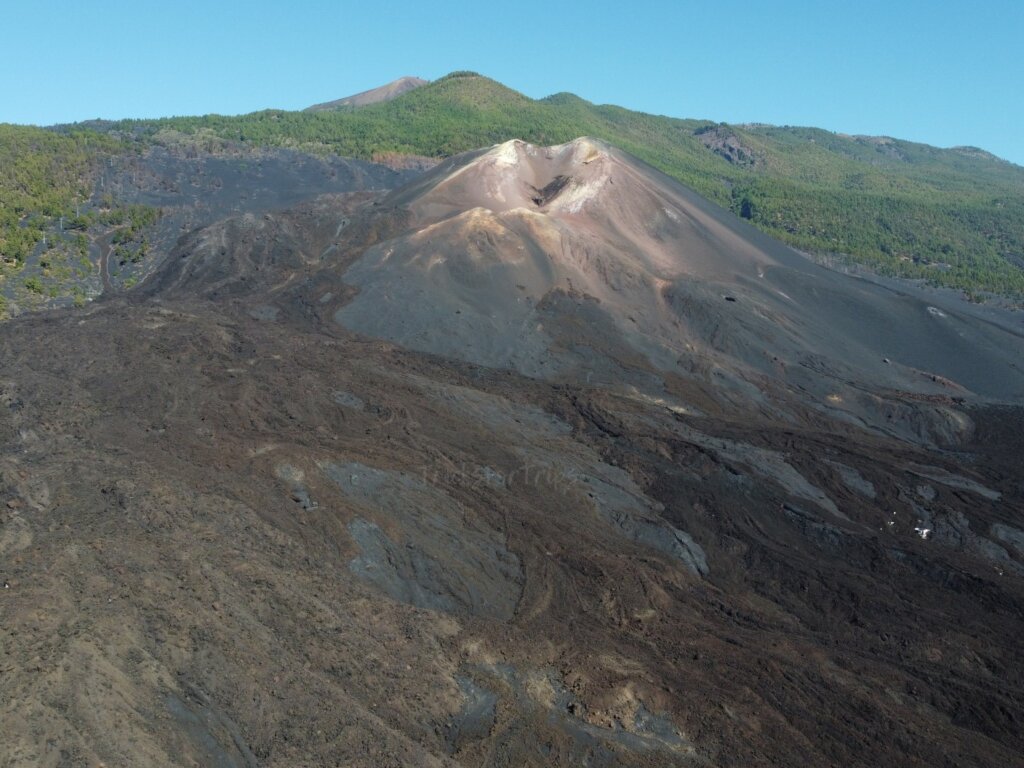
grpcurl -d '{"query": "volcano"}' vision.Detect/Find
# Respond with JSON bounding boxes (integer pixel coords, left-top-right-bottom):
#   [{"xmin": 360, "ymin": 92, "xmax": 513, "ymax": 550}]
[
  {"xmin": 349, "ymin": 139, "xmax": 1024, "ymax": 400},
  {"xmin": 2, "ymin": 138, "xmax": 1023, "ymax": 767},
  {"xmin": 304, "ymin": 76, "xmax": 430, "ymax": 111}
]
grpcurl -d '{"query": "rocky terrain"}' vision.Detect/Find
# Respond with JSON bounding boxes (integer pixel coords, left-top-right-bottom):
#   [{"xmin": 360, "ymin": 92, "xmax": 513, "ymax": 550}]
[{"xmin": 2, "ymin": 138, "xmax": 1023, "ymax": 767}]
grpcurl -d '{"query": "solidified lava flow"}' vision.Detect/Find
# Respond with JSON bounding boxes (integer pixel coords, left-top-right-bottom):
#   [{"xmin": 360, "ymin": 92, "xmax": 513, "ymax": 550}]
[{"xmin": 2, "ymin": 138, "xmax": 1023, "ymax": 767}]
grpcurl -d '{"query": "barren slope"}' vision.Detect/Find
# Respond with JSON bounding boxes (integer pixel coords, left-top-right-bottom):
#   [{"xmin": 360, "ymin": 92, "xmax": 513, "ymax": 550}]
[
  {"xmin": 3, "ymin": 138, "xmax": 1024, "ymax": 767},
  {"xmin": 328, "ymin": 139, "xmax": 1024, "ymax": 441},
  {"xmin": 305, "ymin": 76, "xmax": 429, "ymax": 111}
]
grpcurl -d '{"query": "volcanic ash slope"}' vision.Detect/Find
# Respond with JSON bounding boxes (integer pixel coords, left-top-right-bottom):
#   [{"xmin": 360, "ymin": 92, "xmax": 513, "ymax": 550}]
[
  {"xmin": 5, "ymin": 137, "xmax": 1024, "ymax": 767},
  {"xmin": 333, "ymin": 138, "xmax": 1024, "ymax": 441}
]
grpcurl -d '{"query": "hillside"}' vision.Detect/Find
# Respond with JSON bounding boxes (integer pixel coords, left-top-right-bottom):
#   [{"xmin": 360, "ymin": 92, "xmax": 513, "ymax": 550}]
[
  {"xmin": 0, "ymin": 125, "xmax": 127, "ymax": 313},
  {"xmin": 3, "ymin": 71, "xmax": 1024, "ymax": 314},
  {"xmin": 102, "ymin": 71, "xmax": 1024, "ymax": 297},
  {"xmin": 3, "ymin": 134, "xmax": 1024, "ymax": 766}
]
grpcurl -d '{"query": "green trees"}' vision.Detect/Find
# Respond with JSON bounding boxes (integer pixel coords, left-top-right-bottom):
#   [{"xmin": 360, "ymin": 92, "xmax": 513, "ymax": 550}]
[{"xmin": 0, "ymin": 124, "xmax": 121, "ymax": 271}]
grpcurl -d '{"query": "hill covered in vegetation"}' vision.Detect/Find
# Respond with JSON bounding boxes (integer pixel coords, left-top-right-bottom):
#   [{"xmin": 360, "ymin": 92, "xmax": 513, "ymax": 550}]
[
  {"xmin": 4, "ymin": 71, "xmax": 1024, "ymax": 301},
  {"xmin": 0, "ymin": 126, "xmax": 121, "ymax": 265}
]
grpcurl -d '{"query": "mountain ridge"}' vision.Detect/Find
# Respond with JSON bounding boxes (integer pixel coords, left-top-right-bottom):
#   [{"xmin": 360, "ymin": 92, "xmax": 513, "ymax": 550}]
[{"xmin": 304, "ymin": 75, "xmax": 429, "ymax": 111}]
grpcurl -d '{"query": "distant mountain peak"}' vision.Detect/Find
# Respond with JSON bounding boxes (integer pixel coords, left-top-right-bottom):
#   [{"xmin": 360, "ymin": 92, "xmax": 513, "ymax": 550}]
[{"xmin": 305, "ymin": 76, "xmax": 428, "ymax": 112}]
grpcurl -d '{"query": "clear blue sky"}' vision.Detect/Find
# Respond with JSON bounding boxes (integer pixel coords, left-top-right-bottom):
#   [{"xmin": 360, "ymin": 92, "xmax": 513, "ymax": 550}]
[{"xmin": 3, "ymin": 1, "xmax": 1022, "ymax": 164}]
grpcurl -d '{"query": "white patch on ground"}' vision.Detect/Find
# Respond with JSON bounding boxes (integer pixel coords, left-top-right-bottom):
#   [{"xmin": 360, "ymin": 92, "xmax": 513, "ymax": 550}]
[
  {"xmin": 552, "ymin": 172, "xmax": 610, "ymax": 214},
  {"xmin": 442, "ymin": 141, "xmax": 524, "ymax": 203},
  {"xmin": 491, "ymin": 139, "xmax": 525, "ymax": 168},
  {"xmin": 927, "ymin": 306, "xmax": 947, "ymax": 318},
  {"xmin": 568, "ymin": 137, "xmax": 607, "ymax": 165},
  {"xmin": 620, "ymin": 388, "xmax": 702, "ymax": 417},
  {"xmin": 441, "ymin": 141, "xmax": 522, "ymax": 187},
  {"xmin": 503, "ymin": 206, "xmax": 546, "ymax": 219}
]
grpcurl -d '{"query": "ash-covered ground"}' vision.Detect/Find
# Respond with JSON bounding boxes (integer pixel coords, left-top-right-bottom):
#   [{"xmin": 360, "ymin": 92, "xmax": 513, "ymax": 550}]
[{"xmin": 2, "ymin": 139, "xmax": 1023, "ymax": 767}]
